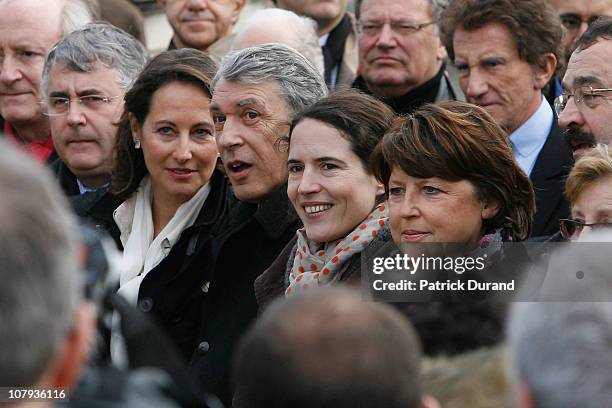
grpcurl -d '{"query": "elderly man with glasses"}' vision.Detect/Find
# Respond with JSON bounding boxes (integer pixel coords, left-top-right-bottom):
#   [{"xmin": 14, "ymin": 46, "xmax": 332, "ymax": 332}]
[
  {"xmin": 42, "ymin": 22, "xmax": 148, "ymax": 196},
  {"xmin": 351, "ymin": 0, "xmax": 462, "ymax": 115},
  {"xmin": 558, "ymin": 17, "xmax": 612, "ymax": 162}
]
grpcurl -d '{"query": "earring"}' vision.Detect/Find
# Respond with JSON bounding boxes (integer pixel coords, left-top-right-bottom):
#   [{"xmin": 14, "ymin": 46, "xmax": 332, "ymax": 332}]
[{"xmin": 134, "ymin": 139, "xmax": 141, "ymax": 149}]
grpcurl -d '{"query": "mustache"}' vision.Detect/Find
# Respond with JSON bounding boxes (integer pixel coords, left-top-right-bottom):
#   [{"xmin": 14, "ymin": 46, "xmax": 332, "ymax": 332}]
[{"xmin": 563, "ymin": 127, "xmax": 597, "ymax": 151}]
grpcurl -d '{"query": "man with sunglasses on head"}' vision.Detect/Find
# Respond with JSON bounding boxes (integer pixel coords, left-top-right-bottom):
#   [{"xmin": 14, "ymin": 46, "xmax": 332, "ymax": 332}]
[
  {"xmin": 351, "ymin": 0, "xmax": 462, "ymax": 115},
  {"xmin": 442, "ymin": 0, "xmax": 573, "ymax": 238},
  {"xmin": 557, "ymin": 17, "xmax": 612, "ymax": 162},
  {"xmin": 43, "ymin": 23, "xmax": 148, "ymax": 197}
]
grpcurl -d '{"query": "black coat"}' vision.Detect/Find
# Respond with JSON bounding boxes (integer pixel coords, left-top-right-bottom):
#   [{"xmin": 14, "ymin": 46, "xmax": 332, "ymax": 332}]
[
  {"xmin": 51, "ymin": 158, "xmax": 80, "ymax": 197},
  {"xmin": 186, "ymin": 184, "xmax": 301, "ymax": 405},
  {"xmin": 530, "ymin": 119, "xmax": 573, "ymax": 237},
  {"xmin": 72, "ymin": 176, "xmax": 300, "ymax": 406},
  {"xmin": 72, "ymin": 171, "xmax": 231, "ymax": 357}
]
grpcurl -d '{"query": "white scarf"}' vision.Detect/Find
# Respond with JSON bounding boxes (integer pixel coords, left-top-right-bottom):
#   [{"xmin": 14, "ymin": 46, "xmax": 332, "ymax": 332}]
[{"xmin": 113, "ymin": 176, "xmax": 211, "ymax": 305}]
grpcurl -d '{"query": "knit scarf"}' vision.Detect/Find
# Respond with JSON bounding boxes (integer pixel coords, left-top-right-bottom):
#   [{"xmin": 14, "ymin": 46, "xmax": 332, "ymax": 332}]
[{"xmin": 286, "ymin": 204, "xmax": 388, "ymax": 296}]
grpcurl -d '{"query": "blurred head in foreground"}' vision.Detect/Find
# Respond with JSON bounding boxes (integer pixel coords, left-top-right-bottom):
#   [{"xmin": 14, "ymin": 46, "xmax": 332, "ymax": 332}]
[
  {"xmin": 233, "ymin": 288, "xmax": 439, "ymax": 408},
  {"xmin": 0, "ymin": 139, "xmax": 94, "ymax": 395}
]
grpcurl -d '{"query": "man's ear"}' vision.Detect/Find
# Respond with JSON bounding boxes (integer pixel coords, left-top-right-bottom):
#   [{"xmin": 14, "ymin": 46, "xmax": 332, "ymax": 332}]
[
  {"xmin": 47, "ymin": 302, "xmax": 96, "ymax": 389},
  {"xmin": 158, "ymin": 0, "xmax": 167, "ymax": 9},
  {"xmin": 231, "ymin": 0, "xmax": 247, "ymax": 24},
  {"xmin": 534, "ymin": 52, "xmax": 557, "ymax": 90},
  {"xmin": 421, "ymin": 394, "xmax": 441, "ymax": 408}
]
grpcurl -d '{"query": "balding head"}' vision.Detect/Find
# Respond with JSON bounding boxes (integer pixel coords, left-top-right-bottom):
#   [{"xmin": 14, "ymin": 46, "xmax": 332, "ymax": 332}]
[
  {"xmin": 232, "ymin": 8, "xmax": 324, "ymax": 77},
  {"xmin": 233, "ymin": 288, "xmax": 427, "ymax": 408},
  {"xmin": 0, "ymin": 0, "xmax": 92, "ymax": 142}
]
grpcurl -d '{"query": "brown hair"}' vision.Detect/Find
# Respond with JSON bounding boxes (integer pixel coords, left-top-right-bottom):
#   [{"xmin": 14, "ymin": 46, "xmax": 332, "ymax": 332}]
[
  {"xmin": 285, "ymin": 89, "xmax": 396, "ymax": 174},
  {"xmin": 441, "ymin": 0, "xmax": 562, "ymax": 72},
  {"xmin": 111, "ymin": 49, "xmax": 217, "ymax": 198},
  {"xmin": 574, "ymin": 16, "xmax": 612, "ymax": 53},
  {"xmin": 371, "ymin": 101, "xmax": 535, "ymax": 241},
  {"xmin": 565, "ymin": 145, "xmax": 612, "ymax": 205}
]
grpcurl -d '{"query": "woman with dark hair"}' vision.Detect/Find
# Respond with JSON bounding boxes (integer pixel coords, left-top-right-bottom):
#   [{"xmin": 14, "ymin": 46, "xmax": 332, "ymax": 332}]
[
  {"xmin": 255, "ymin": 90, "xmax": 396, "ymax": 310},
  {"xmin": 371, "ymin": 101, "xmax": 536, "ymax": 357},
  {"xmin": 372, "ymin": 100, "xmax": 535, "ymax": 245},
  {"xmin": 74, "ymin": 48, "xmax": 228, "ymax": 362}
]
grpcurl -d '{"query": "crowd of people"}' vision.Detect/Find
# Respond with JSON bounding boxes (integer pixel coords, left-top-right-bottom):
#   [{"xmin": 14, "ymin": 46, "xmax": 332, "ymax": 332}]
[{"xmin": 3, "ymin": 0, "xmax": 612, "ymax": 407}]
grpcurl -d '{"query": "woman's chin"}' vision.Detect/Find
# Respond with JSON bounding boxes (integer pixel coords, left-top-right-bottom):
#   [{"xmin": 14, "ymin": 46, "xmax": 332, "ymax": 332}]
[{"xmin": 305, "ymin": 229, "xmax": 347, "ymax": 245}]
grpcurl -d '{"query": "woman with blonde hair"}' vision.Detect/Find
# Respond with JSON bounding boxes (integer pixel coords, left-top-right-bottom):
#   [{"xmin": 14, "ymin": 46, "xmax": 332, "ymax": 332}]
[{"xmin": 561, "ymin": 144, "xmax": 612, "ymax": 240}]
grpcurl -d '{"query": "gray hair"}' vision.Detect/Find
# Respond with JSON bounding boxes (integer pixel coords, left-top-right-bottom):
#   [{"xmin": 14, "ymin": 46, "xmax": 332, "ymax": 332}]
[
  {"xmin": 0, "ymin": 139, "xmax": 81, "ymax": 386},
  {"xmin": 508, "ymin": 245, "xmax": 612, "ymax": 408},
  {"xmin": 355, "ymin": 0, "xmax": 449, "ymax": 34},
  {"xmin": 43, "ymin": 22, "xmax": 149, "ymax": 95},
  {"xmin": 62, "ymin": 0, "xmax": 95, "ymax": 36},
  {"xmin": 213, "ymin": 43, "xmax": 327, "ymax": 113},
  {"xmin": 232, "ymin": 9, "xmax": 325, "ymax": 78}
]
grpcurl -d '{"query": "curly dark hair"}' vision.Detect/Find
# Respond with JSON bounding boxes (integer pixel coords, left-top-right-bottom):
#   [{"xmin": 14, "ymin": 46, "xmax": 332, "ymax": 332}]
[
  {"xmin": 110, "ymin": 49, "xmax": 217, "ymax": 198},
  {"xmin": 371, "ymin": 101, "xmax": 535, "ymax": 241}
]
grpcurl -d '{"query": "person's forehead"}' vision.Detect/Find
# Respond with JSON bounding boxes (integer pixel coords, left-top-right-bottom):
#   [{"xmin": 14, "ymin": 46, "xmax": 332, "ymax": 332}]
[
  {"xmin": 552, "ymin": 0, "xmax": 612, "ymax": 16},
  {"xmin": 212, "ymin": 79, "xmax": 287, "ymax": 109},
  {"xmin": 360, "ymin": 0, "xmax": 432, "ymax": 20},
  {"xmin": 455, "ymin": 22, "xmax": 519, "ymax": 58},
  {"xmin": 565, "ymin": 39, "xmax": 612, "ymax": 87},
  {"xmin": 47, "ymin": 63, "xmax": 123, "ymax": 93},
  {"xmin": 0, "ymin": 0, "xmax": 62, "ymax": 46}
]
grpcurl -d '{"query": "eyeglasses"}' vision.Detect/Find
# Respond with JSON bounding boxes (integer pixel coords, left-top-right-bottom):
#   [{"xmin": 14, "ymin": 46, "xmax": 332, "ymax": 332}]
[
  {"xmin": 356, "ymin": 20, "xmax": 436, "ymax": 37},
  {"xmin": 559, "ymin": 218, "xmax": 612, "ymax": 240},
  {"xmin": 559, "ymin": 13, "xmax": 601, "ymax": 32},
  {"xmin": 554, "ymin": 86, "xmax": 612, "ymax": 116},
  {"xmin": 42, "ymin": 95, "xmax": 122, "ymax": 116}
]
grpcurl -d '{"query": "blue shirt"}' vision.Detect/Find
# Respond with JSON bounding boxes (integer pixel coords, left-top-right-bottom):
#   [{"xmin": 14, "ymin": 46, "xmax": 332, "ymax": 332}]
[
  {"xmin": 509, "ymin": 98, "xmax": 553, "ymax": 176},
  {"xmin": 77, "ymin": 178, "xmax": 109, "ymax": 194}
]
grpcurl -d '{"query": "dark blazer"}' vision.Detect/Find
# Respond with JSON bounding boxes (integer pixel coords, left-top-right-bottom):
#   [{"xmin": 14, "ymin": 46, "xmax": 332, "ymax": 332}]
[
  {"xmin": 51, "ymin": 158, "xmax": 80, "ymax": 197},
  {"xmin": 71, "ymin": 171, "xmax": 230, "ymax": 363},
  {"xmin": 530, "ymin": 119, "xmax": 573, "ymax": 237},
  {"xmin": 73, "ymin": 176, "xmax": 300, "ymax": 406},
  {"xmin": 187, "ymin": 184, "xmax": 301, "ymax": 406}
]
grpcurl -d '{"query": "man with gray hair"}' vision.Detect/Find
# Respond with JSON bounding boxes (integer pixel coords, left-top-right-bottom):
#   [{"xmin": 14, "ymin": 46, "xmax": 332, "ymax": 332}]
[
  {"xmin": 508, "ymin": 242, "xmax": 612, "ymax": 408},
  {"xmin": 189, "ymin": 43, "xmax": 327, "ymax": 406},
  {"xmin": 0, "ymin": 0, "xmax": 93, "ymax": 164},
  {"xmin": 352, "ymin": 0, "xmax": 461, "ymax": 114},
  {"xmin": 231, "ymin": 8, "xmax": 325, "ymax": 78},
  {"xmin": 0, "ymin": 139, "xmax": 95, "ymax": 400},
  {"xmin": 42, "ymin": 22, "xmax": 148, "ymax": 196}
]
